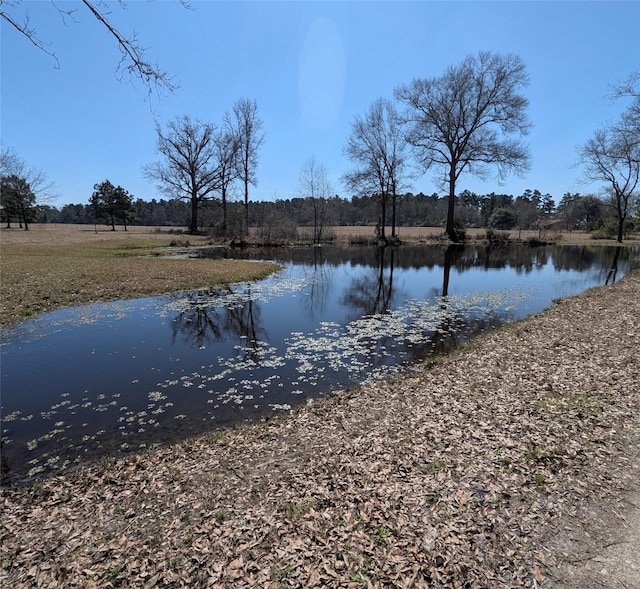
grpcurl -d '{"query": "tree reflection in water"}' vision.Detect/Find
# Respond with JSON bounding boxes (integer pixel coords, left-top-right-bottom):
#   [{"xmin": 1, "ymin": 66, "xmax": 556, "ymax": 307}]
[
  {"xmin": 342, "ymin": 245, "xmax": 399, "ymax": 317},
  {"xmin": 606, "ymin": 246, "xmax": 623, "ymax": 285},
  {"xmin": 170, "ymin": 285, "xmax": 265, "ymax": 350}
]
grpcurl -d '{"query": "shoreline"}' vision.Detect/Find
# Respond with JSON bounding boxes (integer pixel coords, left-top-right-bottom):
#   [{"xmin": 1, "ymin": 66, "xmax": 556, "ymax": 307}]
[{"xmin": 1, "ymin": 269, "xmax": 638, "ymax": 587}]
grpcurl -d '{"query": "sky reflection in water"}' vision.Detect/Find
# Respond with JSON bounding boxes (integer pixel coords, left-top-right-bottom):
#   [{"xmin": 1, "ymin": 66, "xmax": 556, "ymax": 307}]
[{"xmin": 1, "ymin": 244, "xmax": 637, "ymax": 483}]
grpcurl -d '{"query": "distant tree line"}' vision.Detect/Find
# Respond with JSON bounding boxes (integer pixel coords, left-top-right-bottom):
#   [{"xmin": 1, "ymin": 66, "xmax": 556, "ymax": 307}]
[{"xmin": 27, "ymin": 188, "xmax": 638, "ymax": 240}]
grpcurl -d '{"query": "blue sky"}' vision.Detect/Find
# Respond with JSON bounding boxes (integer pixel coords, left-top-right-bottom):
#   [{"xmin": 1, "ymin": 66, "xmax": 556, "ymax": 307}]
[{"xmin": 2, "ymin": 1, "xmax": 639, "ymax": 209}]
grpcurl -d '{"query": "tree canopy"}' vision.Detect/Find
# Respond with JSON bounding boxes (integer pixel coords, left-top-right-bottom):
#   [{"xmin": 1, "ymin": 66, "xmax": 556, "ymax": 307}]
[
  {"xmin": 395, "ymin": 51, "xmax": 531, "ymax": 241},
  {"xmin": 90, "ymin": 179, "xmax": 134, "ymax": 230}
]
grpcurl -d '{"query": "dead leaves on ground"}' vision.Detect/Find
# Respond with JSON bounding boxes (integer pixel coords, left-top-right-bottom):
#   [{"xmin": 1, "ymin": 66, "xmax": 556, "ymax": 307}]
[{"xmin": 1, "ymin": 273, "xmax": 639, "ymax": 588}]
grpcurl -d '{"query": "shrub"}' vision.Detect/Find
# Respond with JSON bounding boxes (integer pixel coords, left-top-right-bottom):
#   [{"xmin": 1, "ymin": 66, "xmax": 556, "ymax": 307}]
[
  {"xmin": 591, "ymin": 216, "xmax": 635, "ymax": 240},
  {"xmin": 486, "ymin": 228, "xmax": 510, "ymax": 246}
]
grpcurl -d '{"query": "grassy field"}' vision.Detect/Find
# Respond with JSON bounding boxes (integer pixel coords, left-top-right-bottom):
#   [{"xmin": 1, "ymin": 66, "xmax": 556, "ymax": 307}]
[{"xmin": 0, "ymin": 225, "xmax": 278, "ymax": 326}]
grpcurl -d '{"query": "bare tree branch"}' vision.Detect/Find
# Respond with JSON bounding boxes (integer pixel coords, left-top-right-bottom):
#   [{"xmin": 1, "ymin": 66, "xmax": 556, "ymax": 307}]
[
  {"xmin": 1, "ymin": 0, "xmax": 186, "ymax": 97},
  {"xmin": 80, "ymin": 0, "xmax": 179, "ymax": 96},
  {"xmin": 0, "ymin": 1, "xmax": 60, "ymax": 67}
]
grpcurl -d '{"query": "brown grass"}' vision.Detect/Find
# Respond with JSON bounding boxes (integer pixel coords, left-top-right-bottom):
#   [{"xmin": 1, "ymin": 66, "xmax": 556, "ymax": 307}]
[
  {"xmin": 0, "ymin": 225, "xmax": 278, "ymax": 326},
  {"xmin": 328, "ymin": 225, "xmax": 640, "ymax": 246}
]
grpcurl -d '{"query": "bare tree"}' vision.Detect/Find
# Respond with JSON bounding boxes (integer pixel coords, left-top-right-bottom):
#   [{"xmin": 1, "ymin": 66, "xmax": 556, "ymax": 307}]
[
  {"xmin": 298, "ymin": 156, "xmax": 332, "ymax": 245},
  {"xmin": 343, "ymin": 98, "xmax": 409, "ymax": 242},
  {"xmin": 577, "ymin": 73, "xmax": 639, "ymax": 243},
  {"xmin": 212, "ymin": 115, "xmax": 241, "ymax": 235},
  {"xmin": 232, "ymin": 98, "xmax": 264, "ymax": 234},
  {"xmin": 0, "ymin": 146, "xmax": 56, "ymax": 230},
  {"xmin": 610, "ymin": 72, "xmax": 640, "ymax": 134},
  {"xmin": 395, "ymin": 51, "xmax": 531, "ymax": 241},
  {"xmin": 578, "ymin": 121, "xmax": 639, "ymax": 243},
  {"xmin": 144, "ymin": 115, "xmax": 220, "ymax": 234},
  {"xmin": 1, "ymin": 0, "xmax": 190, "ymax": 96}
]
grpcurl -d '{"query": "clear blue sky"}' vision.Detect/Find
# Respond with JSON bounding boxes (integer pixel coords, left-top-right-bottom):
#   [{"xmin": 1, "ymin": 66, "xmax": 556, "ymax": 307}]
[{"xmin": 2, "ymin": 1, "xmax": 639, "ymax": 209}]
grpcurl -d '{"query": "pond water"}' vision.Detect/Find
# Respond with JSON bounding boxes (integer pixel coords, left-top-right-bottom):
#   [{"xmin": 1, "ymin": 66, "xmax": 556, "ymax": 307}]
[{"xmin": 1, "ymin": 244, "xmax": 637, "ymax": 484}]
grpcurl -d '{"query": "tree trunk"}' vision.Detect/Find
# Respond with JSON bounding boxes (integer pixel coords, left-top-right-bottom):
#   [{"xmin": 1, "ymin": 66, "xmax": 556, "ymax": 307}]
[
  {"xmin": 445, "ymin": 166, "xmax": 456, "ymax": 240},
  {"xmin": 617, "ymin": 200, "xmax": 625, "ymax": 243},
  {"xmin": 190, "ymin": 194, "xmax": 199, "ymax": 234},
  {"xmin": 19, "ymin": 205, "xmax": 29, "ymax": 231},
  {"xmin": 391, "ymin": 190, "xmax": 397, "ymax": 238},
  {"xmin": 222, "ymin": 187, "xmax": 228, "ymax": 235},
  {"xmin": 244, "ymin": 180, "xmax": 249, "ymax": 237},
  {"xmin": 313, "ymin": 201, "xmax": 318, "ymax": 244},
  {"xmin": 379, "ymin": 197, "xmax": 387, "ymax": 241}
]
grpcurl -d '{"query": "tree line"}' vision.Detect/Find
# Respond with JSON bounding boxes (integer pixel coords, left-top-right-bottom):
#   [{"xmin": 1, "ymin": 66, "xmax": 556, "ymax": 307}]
[{"xmin": 23, "ymin": 188, "xmax": 639, "ymax": 242}]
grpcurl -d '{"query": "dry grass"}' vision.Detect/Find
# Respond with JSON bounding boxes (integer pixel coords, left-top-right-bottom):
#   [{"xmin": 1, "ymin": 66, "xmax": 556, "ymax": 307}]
[
  {"xmin": 328, "ymin": 225, "xmax": 640, "ymax": 246},
  {"xmin": 0, "ymin": 225, "xmax": 278, "ymax": 326},
  {"xmin": 1, "ymin": 259, "xmax": 638, "ymax": 587}
]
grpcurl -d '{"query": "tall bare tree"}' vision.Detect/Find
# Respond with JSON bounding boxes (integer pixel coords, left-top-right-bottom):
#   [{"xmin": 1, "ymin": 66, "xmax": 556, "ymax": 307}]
[
  {"xmin": 343, "ymin": 98, "xmax": 409, "ymax": 242},
  {"xmin": 298, "ymin": 156, "xmax": 332, "ymax": 245},
  {"xmin": 578, "ymin": 121, "xmax": 639, "ymax": 243},
  {"xmin": 213, "ymin": 115, "xmax": 241, "ymax": 235},
  {"xmin": 1, "ymin": 0, "xmax": 189, "ymax": 96},
  {"xmin": 395, "ymin": 51, "xmax": 531, "ymax": 241},
  {"xmin": 577, "ymin": 73, "xmax": 639, "ymax": 243},
  {"xmin": 144, "ymin": 115, "xmax": 220, "ymax": 234},
  {"xmin": 232, "ymin": 98, "xmax": 264, "ymax": 234}
]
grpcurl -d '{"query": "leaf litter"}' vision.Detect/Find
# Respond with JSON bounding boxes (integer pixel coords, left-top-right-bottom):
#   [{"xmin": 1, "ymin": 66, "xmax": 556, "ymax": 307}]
[{"xmin": 1, "ymin": 271, "xmax": 639, "ymax": 588}]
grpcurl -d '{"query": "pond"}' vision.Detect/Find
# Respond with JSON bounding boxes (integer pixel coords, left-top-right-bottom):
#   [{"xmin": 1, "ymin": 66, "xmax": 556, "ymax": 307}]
[{"xmin": 1, "ymin": 244, "xmax": 637, "ymax": 484}]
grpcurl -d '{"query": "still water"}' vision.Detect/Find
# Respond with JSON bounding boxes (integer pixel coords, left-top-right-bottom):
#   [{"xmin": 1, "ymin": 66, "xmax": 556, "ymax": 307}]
[{"xmin": 1, "ymin": 244, "xmax": 636, "ymax": 483}]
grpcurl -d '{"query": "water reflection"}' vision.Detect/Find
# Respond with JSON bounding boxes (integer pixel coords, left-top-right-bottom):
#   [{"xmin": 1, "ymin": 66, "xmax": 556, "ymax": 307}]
[
  {"xmin": 343, "ymin": 246, "xmax": 400, "ymax": 317},
  {"xmin": 170, "ymin": 286, "xmax": 265, "ymax": 348},
  {"xmin": 1, "ymin": 244, "xmax": 638, "ymax": 484},
  {"xmin": 606, "ymin": 246, "xmax": 623, "ymax": 286}
]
